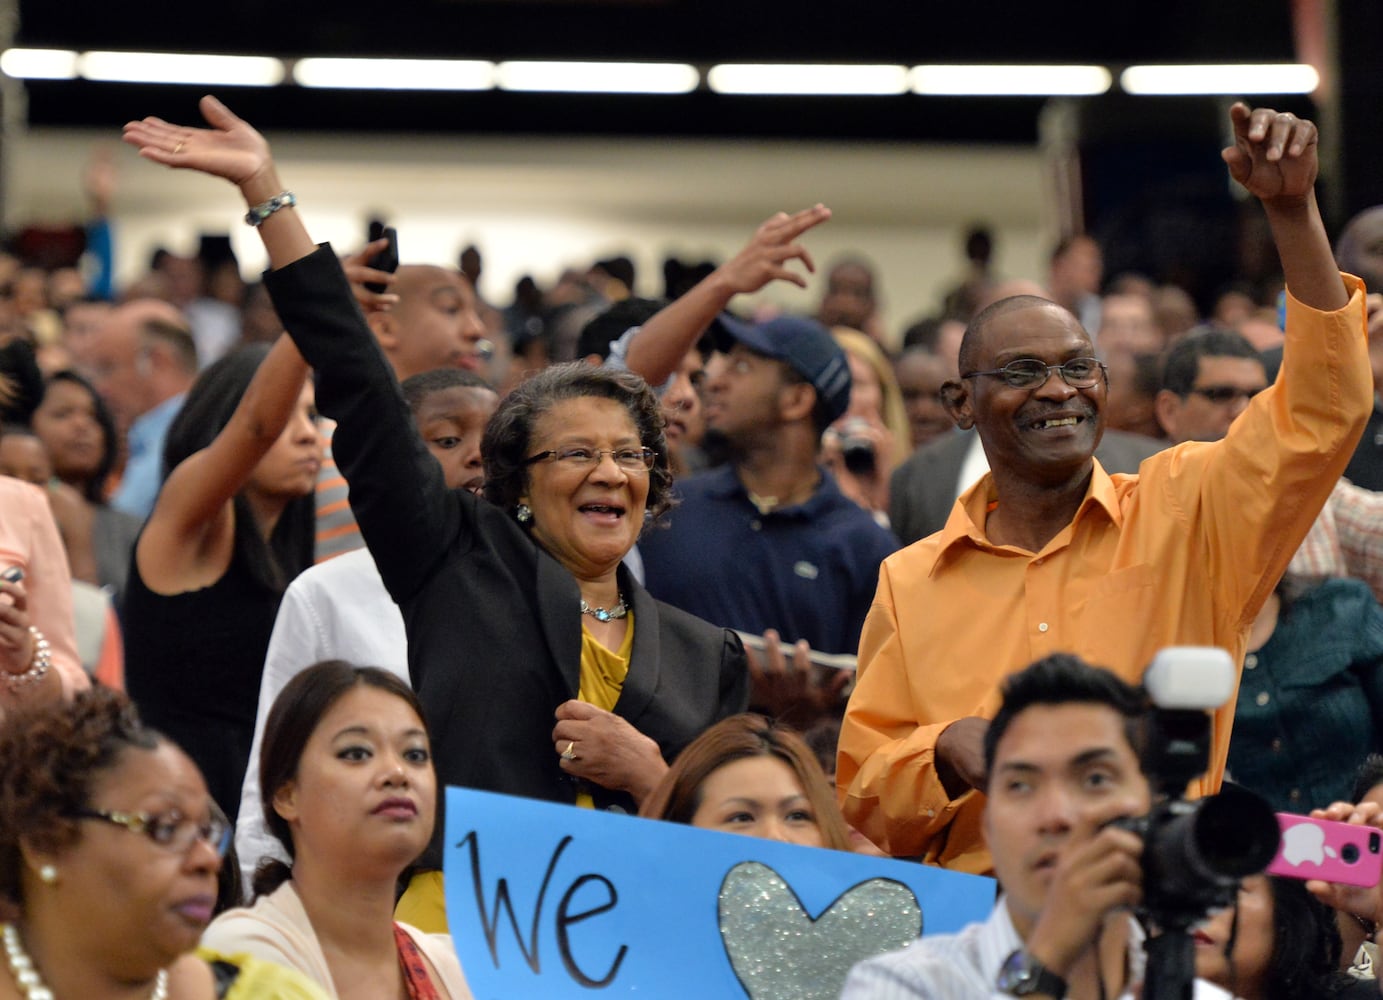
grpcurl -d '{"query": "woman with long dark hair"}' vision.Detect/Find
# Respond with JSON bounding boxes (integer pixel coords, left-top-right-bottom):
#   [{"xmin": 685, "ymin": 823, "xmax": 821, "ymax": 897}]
[
  {"xmin": 30, "ymin": 369, "xmax": 142, "ymax": 602},
  {"xmin": 1194, "ymin": 874, "xmax": 1368, "ymax": 999},
  {"xmin": 203, "ymin": 660, "xmax": 471, "ymax": 998},
  {"xmin": 122, "ymin": 337, "xmax": 321, "ymax": 823}
]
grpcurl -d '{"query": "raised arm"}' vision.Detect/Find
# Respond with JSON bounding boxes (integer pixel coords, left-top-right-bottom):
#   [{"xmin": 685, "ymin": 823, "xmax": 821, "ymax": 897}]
[
  {"xmin": 120, "ymin": 99, "xmax": 319, "ymax": 590},
  {"xmin": 127, "ymin": 97, "xmax": 460, "ymax": 606},
  {"xmin": 622, "ymin": 205, "xmax": 831, "ymax": 385},
  {"xmin": 1174, "ymin": 105, "xmax": 1372, "ymax": 630},
  {"xmin": 1221, "ymin": 103, "xmax": 1346, "ymax": 312},
  {"xmin": 124, "ymin": 96, "xmax": 315, "ymax": 270}
]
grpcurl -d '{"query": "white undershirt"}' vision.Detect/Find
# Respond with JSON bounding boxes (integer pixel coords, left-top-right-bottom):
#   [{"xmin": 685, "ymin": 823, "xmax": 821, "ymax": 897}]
[{"xmin": 956, "ymin": 434, "xmax": 992, "ymax": 504}]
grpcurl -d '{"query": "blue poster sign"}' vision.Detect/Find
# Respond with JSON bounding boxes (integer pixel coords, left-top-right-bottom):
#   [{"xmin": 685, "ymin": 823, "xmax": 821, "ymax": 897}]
[{"xmin": 443, "ymin": 787, "xmax": 995, "ymax": 999}]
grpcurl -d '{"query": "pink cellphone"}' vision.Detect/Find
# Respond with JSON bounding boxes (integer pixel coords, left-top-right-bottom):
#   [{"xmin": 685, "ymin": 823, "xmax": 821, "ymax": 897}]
[{"xmin": 1266, "ymin": 813, "xmax": 1383, "ymax": 887}]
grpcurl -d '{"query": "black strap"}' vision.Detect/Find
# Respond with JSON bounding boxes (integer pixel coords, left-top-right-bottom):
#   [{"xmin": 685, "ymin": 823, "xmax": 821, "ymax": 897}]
[{"xmin": 209, "ymin": 959, "xmax": 240, "ymax": 999}]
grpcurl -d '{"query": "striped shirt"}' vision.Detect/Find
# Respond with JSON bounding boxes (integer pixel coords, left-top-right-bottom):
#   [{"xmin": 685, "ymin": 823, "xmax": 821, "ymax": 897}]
[
  {"xmin": 840, "ymin": 897, "xmax": 1230, "ymax": 999},
  {"xmin": 313, "ymin": 422, "xmax": 364, "ymax": 563}
]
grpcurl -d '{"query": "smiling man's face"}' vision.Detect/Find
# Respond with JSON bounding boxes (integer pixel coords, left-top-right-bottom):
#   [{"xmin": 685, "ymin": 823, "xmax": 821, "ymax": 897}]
[{"xmin": 949, "ymin": 302, "xmax": 1106, "ymax": 487}]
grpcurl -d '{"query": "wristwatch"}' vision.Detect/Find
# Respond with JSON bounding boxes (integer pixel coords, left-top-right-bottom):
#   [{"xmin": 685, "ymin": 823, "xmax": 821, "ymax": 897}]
[{"xmin": 996, "ymin": 949, "xmax": 1067, "ymax": 997}]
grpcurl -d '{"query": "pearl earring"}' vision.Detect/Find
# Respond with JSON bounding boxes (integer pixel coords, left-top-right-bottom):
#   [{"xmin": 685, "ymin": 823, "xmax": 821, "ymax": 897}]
[
  {"xmin": 516, "ymin": 503, "xmax": 532, "ymax": 523},
  {"xmin": 38, "ymin": 864, "xmax": 57, "ymax": 885}
]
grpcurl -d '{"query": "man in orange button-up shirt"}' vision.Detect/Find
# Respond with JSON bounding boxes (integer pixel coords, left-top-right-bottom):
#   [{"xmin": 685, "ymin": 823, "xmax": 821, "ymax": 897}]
[{"xmin": 838, "ymin": 104, "xmax": 1374, "ymax": 875}]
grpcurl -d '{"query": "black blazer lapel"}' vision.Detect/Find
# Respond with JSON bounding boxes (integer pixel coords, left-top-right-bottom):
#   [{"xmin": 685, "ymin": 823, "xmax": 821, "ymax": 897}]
[
  {"xmin": 535, "ymin": 549, "xmax": 583, "ymax": 698},
  {"xmin": 614, "ymin": 567, "xmax": 660, "ymax": 724}
]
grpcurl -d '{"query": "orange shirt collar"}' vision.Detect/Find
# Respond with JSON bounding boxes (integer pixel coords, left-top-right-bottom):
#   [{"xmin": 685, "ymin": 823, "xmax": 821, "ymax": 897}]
[{"xmin": 930, "ymin": 457, "xmax": 1122, "ymax": 574}]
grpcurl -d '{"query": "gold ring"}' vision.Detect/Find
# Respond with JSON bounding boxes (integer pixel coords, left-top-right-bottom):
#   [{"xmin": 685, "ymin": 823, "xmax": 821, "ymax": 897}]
[
  {"xmin": 560, "ymin": 741, "xmax": 577, "ymax": 761},
  {"xmin": 172, "ymin": 140, "xmax": 186, "ymax": 155}
]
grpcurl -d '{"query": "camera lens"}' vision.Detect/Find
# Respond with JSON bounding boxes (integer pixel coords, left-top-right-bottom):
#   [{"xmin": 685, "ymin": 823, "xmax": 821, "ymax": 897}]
[
  {"xmin": 1343, "ymin": 843, "xmax": 1360, "ymax": 864},
  {"xmin": 836, "ymin": 419, "xmax": 877, "ymax": 476},
  {"xmin": 1371, "ymin": 832, "xmax": 1381, "ymax": 854}
]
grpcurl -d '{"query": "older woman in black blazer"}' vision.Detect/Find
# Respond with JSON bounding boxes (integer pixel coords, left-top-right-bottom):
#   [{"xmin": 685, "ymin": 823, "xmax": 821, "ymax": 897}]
[{"xmin": 123, "ymin": 97, "xmax": 748, "ymax": 929}]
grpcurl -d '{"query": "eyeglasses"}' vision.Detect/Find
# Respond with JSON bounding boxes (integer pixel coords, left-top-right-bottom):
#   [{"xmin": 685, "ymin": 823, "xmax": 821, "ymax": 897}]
[
  {"xmin": 1187, "ymin": 385, "xmax": 1263, "ymax": 404},
  {"xmin": 71, "ymin": 803, "xmax": 233, "ymax": 858},
  {"xmin": 960, "ymin": 357, "xmax": 1106, "ymax": 390},
  {"xmin": 525, "ymin": 447, "xmax": 655, "ymax": 473}
]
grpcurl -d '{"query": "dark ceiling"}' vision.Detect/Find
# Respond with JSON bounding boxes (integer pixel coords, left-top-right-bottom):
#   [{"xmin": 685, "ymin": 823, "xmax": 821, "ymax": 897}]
[
  {"xmin": 18, "ymin": 0, "xmax": 1297, "ymax": 64},
  {"xmin": 14, "ymin": 0, "xmax": 1302, "ymax": 142}
]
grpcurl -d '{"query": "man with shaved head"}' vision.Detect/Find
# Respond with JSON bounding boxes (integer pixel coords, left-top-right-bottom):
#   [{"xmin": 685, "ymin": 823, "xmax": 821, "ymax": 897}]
[
  {"xmin": 85, "ymin": 298, "xmax": 197, "ymax": 518},
  {"xmin": 369, "ymin": 264, "xmax": 492, "ymax": 378},
  {"xmin": 839, "ymin": 104, "xmax": 1373, "ymax": 874}
]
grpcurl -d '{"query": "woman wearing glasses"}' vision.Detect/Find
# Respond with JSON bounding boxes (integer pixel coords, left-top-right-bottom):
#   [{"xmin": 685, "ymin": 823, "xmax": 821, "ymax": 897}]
[
  {"xmin": 122, "ymin": 97, "xmax": 747, "ymax": 931},
  {"xmin": 202, "ymin": 661, "xmax": 470, "ymax": 999},
  {"xmin": 0, "ymin": 687, "xmax": 325, "ymax": 999}
]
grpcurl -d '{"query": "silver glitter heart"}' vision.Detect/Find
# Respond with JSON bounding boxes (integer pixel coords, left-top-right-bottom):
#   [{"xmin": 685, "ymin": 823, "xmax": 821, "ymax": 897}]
[{"xmin": 717, "ymin": 861, "xmax": 922, "ymax": 1000}]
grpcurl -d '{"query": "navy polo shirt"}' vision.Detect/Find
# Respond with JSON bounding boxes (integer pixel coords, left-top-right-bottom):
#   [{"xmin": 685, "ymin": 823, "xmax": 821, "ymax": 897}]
[{"xmin": 639, "ymin": 465, "xmax": 900, "ymax": 654}]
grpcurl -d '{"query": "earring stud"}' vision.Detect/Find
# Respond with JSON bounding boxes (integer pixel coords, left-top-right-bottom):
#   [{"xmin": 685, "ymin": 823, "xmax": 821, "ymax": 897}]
[
  {"xmin": 516, "ymin": 503, "xmax": 532, "ymax": 523},
  {"xmin": 37, "ymin": 864, "xmax": 57, "ymax": 885}
]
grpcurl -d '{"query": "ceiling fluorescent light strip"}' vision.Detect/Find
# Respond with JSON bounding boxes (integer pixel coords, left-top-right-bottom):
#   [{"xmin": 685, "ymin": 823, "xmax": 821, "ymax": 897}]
[
  {"xmin": 1120, "ymin": 63, "xmax": 1319, "ymax": 95},
  {"xmin": 29, "ymin": 52, "xmax": 1314, "ymax": 100},
  {"xmin": 79, "ymin": 51, "xmax": 284, "ymax": 86},
  {"xmin": 0, "ymin": 48, "xmax": 80, "ymax": 80},
  {"xmin": 707, "ymin": 64, "xmax": 908, "ymax": 96},
  {"xmin": 294, "ymin": 57, "xmax": 495, "ymax": 90},
  {"xmin": 910, "ymin": 64, "xmax": 1112, "ymax": 96},
  {"xmin": 496, "ymin": 61, "xmax": 698, "ymax": 94}
]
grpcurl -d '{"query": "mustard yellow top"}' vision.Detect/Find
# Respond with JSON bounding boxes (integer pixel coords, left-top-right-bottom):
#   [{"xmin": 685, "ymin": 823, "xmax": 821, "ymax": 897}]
[
  {"xmin": 396, "ymin": 615, "xmax": 637, "ymax": 932},
  {"xmin": 575, "ymin": 614, "xmax": 633, "ymax": 808},
  {"xmin": 578, "ymin": 614, "xmax": 633, "ymax": 708}
]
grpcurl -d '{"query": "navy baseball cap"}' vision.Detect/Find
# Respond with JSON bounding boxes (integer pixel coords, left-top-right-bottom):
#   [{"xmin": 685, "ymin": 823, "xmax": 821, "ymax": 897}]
[{"xmin": 711, "ymin": 313, "xmax": 853, "ymax": 424}]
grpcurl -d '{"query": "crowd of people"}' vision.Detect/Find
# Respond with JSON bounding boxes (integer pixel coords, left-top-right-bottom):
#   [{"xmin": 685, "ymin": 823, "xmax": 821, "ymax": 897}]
[{"xmin": 1, "ymin": 93, "xmax": 1383, "ymax": 998}]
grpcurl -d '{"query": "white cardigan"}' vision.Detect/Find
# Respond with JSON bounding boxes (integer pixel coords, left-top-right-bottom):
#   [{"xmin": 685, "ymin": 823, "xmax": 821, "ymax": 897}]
[{"xmin": 202, "ymin": 881, "xmax": 472, "ymax": 999}]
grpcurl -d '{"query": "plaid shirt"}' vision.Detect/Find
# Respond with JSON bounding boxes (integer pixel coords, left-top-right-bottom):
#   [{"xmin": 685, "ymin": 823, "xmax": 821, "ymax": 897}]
[{"xmin": 1289, "ymin": 479, "xmax": 1383, "ymax": 604}]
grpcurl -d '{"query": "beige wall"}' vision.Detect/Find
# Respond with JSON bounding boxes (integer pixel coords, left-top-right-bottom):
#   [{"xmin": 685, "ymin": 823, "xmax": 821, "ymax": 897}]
[{"xmin": 8, "ymin": 127, "xmax": 1056, "ymax": 346}]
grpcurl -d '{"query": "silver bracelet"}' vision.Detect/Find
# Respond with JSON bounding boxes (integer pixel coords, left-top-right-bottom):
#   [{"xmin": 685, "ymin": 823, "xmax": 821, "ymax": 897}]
[
  {"xmin": 4, "ymin": 627, "xmax": 51, "ymax": 691},
  {"xmin": 244, "ymin": 191, "xmax": 296, "ymax": 227}
]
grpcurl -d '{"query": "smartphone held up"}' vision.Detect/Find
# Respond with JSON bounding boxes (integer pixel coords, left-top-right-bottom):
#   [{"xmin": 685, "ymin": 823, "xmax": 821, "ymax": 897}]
[
  {"xmin": 1267, "ymin": 813, "xmax": 1383, "ymax": 888},
  {"xmin": 364, "ymin": 225, "xmax": 399, "ymax": 294}
]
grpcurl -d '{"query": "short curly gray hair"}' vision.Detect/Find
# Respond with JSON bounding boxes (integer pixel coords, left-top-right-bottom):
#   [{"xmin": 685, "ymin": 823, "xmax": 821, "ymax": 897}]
[{"xmin": 481, "ymin": 362, "xmax": 674, "ymax": 526}]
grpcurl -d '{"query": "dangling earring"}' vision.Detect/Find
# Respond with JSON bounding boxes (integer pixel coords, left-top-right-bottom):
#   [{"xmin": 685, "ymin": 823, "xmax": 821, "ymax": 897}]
[
  {"xmin": 38, "ymin": 864, "xmax": 57, "ymax": 885},
  {"xmin": 515, "ymin": 503, "xmax": 532, "ymax": 524}
]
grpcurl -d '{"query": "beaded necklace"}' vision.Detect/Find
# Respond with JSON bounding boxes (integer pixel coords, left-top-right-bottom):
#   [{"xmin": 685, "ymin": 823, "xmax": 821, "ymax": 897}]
[{"xmin": 2, "ymin": 923, "xmax": 168, "ymax": 1000}]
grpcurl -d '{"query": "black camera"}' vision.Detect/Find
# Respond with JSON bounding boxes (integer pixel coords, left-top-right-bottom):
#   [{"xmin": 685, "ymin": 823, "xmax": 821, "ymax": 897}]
[
  {"xmin": 1122, "ymin": 648, "xmax": 1281, "ymax": 999},
  {"xmin": 1111, "ymin": 783, "xmax": 1278, "ymax": 929},
  {"xmin": 836, "ymin": 418, "xmax": 877, "ymax": 476}
]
